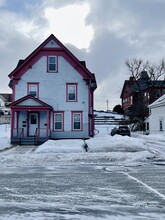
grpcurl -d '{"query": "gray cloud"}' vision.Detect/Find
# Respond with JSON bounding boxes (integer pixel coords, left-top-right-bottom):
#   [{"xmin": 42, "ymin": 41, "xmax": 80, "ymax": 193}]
[{"xmin": 1, "ymin": 0, "xmax": 165, "ymax": 109}]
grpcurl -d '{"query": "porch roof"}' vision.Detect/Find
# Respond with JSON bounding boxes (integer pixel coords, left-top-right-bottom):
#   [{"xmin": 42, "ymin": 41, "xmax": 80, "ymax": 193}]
[{"xmin": 8, "ymin": 95, "xmax": 53, "ymax": 111}]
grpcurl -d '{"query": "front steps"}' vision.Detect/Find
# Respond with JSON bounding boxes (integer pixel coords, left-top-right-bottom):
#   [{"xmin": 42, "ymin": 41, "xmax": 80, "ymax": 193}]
[{"xmin": 11, "ymin": 137, "xmax": 48, "ymax": 146}]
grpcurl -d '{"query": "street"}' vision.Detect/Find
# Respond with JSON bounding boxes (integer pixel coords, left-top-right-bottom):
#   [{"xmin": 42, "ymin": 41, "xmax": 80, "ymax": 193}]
[{"xmin": 0, "ymin": 160, "xmax": 165, "ymax": 219}]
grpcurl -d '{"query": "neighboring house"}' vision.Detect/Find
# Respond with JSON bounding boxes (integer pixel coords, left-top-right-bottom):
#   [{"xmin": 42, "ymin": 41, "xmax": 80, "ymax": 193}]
[
  {"xmin": 8, "ymin": 34, "xmax": 97, "ymax": 145},
  {"xmin": 120, "ymin": 71, "xmax": 165, "ymax": 118},
  {"xmin": 145, "ymin": 94, "xmax": 165, "ymax": 133},
  {"xmin": 0, "ymin": 93, "xmax": 12, "ymax": 107}
]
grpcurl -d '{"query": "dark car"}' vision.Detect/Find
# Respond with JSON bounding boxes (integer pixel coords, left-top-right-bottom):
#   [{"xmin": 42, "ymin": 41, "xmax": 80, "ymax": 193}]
[{"xmin": 111, "ymin": 125, "xmax": 131, "ymax": 137}]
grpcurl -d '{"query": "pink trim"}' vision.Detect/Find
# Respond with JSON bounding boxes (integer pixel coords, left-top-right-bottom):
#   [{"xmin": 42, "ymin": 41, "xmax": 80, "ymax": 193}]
[
  {"xmin": 88, "ymin": 88, "xmax": 94, "ymax": 137},
  {"xmin": 11, "ymin": 110, "xmax": 14, "ymax": 138},
  {"xmin": 8, "ymin": 95, "xmax": 53, "ymax": 110},
  {"xmin": 27, "ymin": 82, "xmax": 39, "ymax": 98},
  {"xmin": 53, "ymin": 111, "xmax": 64, "ymax": 131},
  {"xmin": 47, "ymin": 56, "xmax": 58, "ymax": 73},
  {"xmin": 27, "ymin": 112, "xmax": 39, "ymax": 137},
  {"xmin": 66, "ymin": 83, "xmax": 78, "ymax": 102},
  {"xmin": 71, "ymin": 111, "xmax": 83, "ymax": 131},
  {"xmin": 46, "ymin": 110, "xmax": 51, "ymax": 137},
  {"xmin": 8, "ymin": 34, "xmax": 94, "ymax": 80}
]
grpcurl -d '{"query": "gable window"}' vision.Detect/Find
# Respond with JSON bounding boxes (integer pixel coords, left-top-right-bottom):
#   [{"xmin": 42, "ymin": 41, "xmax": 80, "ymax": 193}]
[
  {"xmin": 48, "ymin": 56, "xmax": 57, "ymax": 72},
  {"xmin": 54, "ymin": 112, "xmax": 64, "ymax": 131},
  {"xmin": 66, "ymin": 83, "xmax": 78, "ymax": 102},
  {"xmin": 72, "ymin": 111, "xmax": 82, "ymax": 131},
  {"xmin": 27, "ymin": 83, "xmax": 39, "ymax": 98}
]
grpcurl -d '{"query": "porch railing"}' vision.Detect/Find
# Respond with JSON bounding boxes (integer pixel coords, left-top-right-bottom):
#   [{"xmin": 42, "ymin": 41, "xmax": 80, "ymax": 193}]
[
  {"xmin": 19, "ymin": 128, "xmax": 24, "ymax": 145},
  {"xmin": 12, "ymin": 128, "xmax": 50, "ymax": 145}
]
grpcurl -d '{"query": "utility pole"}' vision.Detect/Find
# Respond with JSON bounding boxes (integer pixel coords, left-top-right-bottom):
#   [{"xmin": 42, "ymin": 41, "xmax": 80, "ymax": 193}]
[{"xmin": 106, "ymin": 99, "xmax": 109, "ymax": 111}]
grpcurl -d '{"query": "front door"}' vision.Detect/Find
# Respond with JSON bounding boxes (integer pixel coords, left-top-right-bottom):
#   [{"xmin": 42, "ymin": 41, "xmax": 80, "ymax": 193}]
[{"xmin": 28, "ymin": 113, "xmax": 38, "ymax": 136}]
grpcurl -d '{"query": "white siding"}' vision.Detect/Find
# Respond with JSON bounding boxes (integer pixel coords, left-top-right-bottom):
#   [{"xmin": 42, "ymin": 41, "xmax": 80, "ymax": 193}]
[
  {"xmin": 15, "ymin": 55, "xmax": 89, "ymax": 138},
  {"xmin": 149, "ymin": 106, "xmax": 165, "ymax": 133}
]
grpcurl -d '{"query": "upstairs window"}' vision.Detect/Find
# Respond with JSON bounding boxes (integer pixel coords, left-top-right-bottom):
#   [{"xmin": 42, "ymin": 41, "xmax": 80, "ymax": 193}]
[
  {"xmin": 48, "ymin": 56, "xmax": 57, "ymax": 72},
  {"xmin": 28, "ymin": 83, "xmax": 39, "ymax": 98},
  {"xmin": 66, "ymin": 83, "xmax": 78, "ymax": 102}
]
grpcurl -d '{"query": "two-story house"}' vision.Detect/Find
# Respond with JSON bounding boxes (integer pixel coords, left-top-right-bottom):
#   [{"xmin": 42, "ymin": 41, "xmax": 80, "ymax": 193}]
[
  {"xmin": 8, "ymin": 34, "xmax": 97, "ymax": 145},
  {"xmin": 120, "ymin": 71, "xmax": 165, "ymax": 119}
]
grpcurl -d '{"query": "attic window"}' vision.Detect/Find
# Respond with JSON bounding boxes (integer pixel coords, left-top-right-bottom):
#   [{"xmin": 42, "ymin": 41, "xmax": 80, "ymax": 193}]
[
  {"xmin": 50, "ymin": 41, "xmax": 54, "ymax": 45},
  {"xmin": 47, "ymin": 56, "xmax": 58, "ymax": 72}
]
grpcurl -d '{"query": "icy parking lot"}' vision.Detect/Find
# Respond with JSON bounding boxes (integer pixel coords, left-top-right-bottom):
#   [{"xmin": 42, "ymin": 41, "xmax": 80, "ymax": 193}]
[
  {"xmin": 0, "ymin": 124, "xmax": 165, "ymax": 219},
  {"xmin": 0, "ymin": 163, "xmax": 165, "ymax": 220}
]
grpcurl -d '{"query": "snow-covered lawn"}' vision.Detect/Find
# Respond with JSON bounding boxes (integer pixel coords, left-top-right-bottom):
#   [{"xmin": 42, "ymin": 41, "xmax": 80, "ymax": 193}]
[{"xmin": 1, "ymin": 123, "xmax": 165, "ymax": 167}]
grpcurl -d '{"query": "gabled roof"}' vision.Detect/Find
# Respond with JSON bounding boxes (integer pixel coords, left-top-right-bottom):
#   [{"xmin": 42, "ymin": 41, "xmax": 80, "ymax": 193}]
[
  {"xmin": 120, "ymin": 80, "xmax": 130, "ymax": 98},
  {"xmin": 148, "ymin": 94, "xmax": 165, "ymax": 109},
  {"xmin": 8, "ymin": 95, "xmax": 53, "ymax": 110},
  {"xmin": 8, "ymin": 34, "xmax": 95, "ymax": 82}
]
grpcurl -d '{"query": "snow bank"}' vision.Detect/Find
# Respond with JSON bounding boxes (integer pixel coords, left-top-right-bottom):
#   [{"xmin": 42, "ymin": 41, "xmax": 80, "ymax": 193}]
[
  {"xmin": 0, "ymin": 124, "xmax": 11, "ymax": 151},
  {"xmin": 35, "ymin": 139, "xmax": 85, "ymax": 153}
]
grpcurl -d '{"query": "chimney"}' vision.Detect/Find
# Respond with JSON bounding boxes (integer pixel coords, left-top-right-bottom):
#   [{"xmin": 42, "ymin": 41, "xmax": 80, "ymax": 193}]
[{"xmin": 129, "ymin": 76, "xmax": 135, "ymax": 85}]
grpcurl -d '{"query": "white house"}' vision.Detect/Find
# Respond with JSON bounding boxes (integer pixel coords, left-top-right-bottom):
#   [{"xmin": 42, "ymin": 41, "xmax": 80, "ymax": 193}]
[
  {"xmin": 146, "ymin": 94, "xmax": 165, "ymax": 133},
  {"xmin": 8, "ymin": 34, "xmax": 97, "ymax": 145}
]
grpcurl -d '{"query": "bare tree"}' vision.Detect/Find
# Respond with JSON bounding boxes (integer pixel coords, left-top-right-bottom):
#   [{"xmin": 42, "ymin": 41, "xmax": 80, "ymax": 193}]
[{"xmin": 125, "ymin": 58, "xmax": 165, "ymax": 129}]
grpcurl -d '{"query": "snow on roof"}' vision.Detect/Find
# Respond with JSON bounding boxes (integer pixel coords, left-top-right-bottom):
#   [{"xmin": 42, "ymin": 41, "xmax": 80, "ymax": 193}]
[
  {"xmin": 94, "ymin": 111, "xmax": 124, "ymax": 119},
  {"xmin": 149, "ymin": 94, "xmax": 165, "ymax": 108}
]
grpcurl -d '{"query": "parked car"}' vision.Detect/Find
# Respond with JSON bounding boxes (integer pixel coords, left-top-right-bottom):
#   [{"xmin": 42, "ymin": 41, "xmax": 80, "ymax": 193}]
[{"xmin": 111, "ymin": 125, "xmax": 131, "ymax": 137}]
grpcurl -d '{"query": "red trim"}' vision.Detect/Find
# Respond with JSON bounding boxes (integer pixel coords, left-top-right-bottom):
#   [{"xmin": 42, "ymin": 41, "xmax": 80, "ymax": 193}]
[
  {"xmin": 71, "ymin": 111, "xmax": 83, "ymax": 131},
  {"xmin": 53, "ymin": 111, "xmax": 64, "ymax": 131},
  {"xmin": 27, "ymin": 82, "xmax": 39, "ymax": 98},
  {"xmin": 46, "ymin": 110, "xmax": 50, "ymax": 137},
  {"xmin": 47, "ymin": 56, "xmax": 58, "ymax": 73},
  {"xmin": 8, "ymin": 95, "xmax": 53, "ymax": 110},
  {"xmin": 8, "ymin": 34, "xmax": 94, "ymax": 80},
  {"xmin": 27, "ymin": 112, "xmax": 39, "ymax": 137},
  {"xmin": 66, "ymin": 83, "xmax": 78, "ymax": 102}
]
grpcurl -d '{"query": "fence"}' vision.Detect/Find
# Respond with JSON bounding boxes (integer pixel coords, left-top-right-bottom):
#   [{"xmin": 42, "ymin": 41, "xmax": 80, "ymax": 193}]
[{"xmin": 94, "ymin": 115, "xmax": 130, "ymax": 125}]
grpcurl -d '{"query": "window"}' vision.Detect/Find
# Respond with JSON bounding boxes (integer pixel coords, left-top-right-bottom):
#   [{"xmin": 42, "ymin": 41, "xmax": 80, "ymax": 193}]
[
  {"xmin": 54, "ymin": 112, "xmax": 64, "ymax": 131},
  {"xmin": 72, "ymin": 112, "xmax": 82, "ymax": 131},
  {"xmin": 66, "ymin": 83, "xmax": 77, "ymax": 102},
  {"xmin": 28, "ymin": 83, "xmax": 39, "ymax": 98},
  {"xmin": 48, "ymin": 56, "xmax": 57, "ymax": 72},
  {"xmin": 30, "ymin": 114, "xmax": 37, "ymax": 124}
]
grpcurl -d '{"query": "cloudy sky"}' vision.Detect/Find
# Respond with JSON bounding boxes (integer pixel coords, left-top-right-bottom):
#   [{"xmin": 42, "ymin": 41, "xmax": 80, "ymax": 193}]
[{"xmin": 1, "ymin": 0, "xmax": 165, "ymax": 110}]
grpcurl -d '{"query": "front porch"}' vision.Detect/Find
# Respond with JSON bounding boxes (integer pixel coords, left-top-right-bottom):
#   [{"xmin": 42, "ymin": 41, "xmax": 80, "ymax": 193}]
[
  {"xmin": 11, "ymin": 128, "xmax": 50, "ymax": 145},
  {"xmin": 8, "ymin": 95, "xmax": 53, "ymax": 145}
]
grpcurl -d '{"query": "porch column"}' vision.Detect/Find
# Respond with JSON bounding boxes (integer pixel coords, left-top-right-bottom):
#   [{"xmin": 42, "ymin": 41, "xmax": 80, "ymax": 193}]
[
  {"xmin": 46, "ymin": 110, "xmax": 51, "ymax": 138},
  {"xmin": 11, "ymin": 109, "xmax": 15, "ymax": 138}
]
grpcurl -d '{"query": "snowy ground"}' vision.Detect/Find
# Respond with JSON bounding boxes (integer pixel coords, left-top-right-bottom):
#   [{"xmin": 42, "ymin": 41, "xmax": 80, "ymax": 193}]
[
  {"xmin": 0, "ymin": 124, "xmax": 165, "ymax": 219},
  {"xmin": 1, "ymin": 124, "xmax": 165, "ymax": 167}
]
